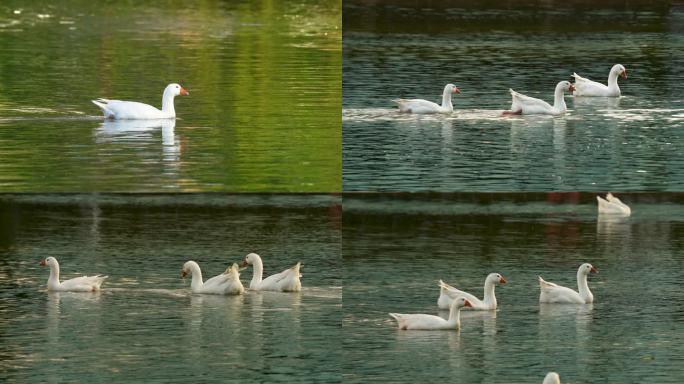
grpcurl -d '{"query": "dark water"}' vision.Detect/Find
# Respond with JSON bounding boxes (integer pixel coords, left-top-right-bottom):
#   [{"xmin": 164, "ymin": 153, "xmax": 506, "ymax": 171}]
[
  {"xmin": 343, "ymin": 193, "xmax": 684, "ymax": 383},
  {"xmin": 0, "ymin": 1, "xmax": 341, "ymax": 192},
  {"xmin": 0, "ymin": 194, "xmax": 341, "ymax": 383},
  {"xmin": 343, "ymin": 2, "xmax": 684, "ymax": 191}
]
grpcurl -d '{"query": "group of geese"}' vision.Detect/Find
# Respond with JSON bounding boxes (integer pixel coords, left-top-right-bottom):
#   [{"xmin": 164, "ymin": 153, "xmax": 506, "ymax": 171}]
[
  {"xmin": 389, "ymin": 193, "xmax": 630, "ymax": 383},
  {"xmin": 389, "ymin": 262, "xmax": 597, "ymax": 331},
  {"xmin": 389, "ymin": 192, "xmax": 630, "ymax": 330},
  {"xmin": 393, "ymin": 64, "xmax": 627, "ymax": 116},
  {"xmin": 39, "ymin": 253, "xmax": 302, "ymax": 294}
]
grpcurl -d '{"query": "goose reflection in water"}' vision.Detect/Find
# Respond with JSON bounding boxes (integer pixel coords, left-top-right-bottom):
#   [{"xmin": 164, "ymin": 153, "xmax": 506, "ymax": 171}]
[
  {"xmin": 572, "ymin": 95, "xmax": 621, "ymax": 110},
  {"xmin": 93, "ymin": 119, "xmax": 181, "ymax": 182}
]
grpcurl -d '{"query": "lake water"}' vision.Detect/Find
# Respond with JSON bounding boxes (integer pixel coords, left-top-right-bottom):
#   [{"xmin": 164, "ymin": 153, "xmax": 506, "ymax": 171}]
[
  {"xmin": 0, "ymin": 1, "xmax": 341, "ymax": 192},
  {"xmin": 343, "ymin": 2, "xmax": 684, "ymax": 192},
  {"xmin": 0, "ymin": 194, "xmax": 341, "ymax": 383},
  {"xmin": 343, "ymin": 193, "xmax": 684, "ymax": 383}
]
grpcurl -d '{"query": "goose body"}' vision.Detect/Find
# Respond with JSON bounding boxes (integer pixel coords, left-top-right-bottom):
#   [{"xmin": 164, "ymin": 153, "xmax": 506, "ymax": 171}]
[
  {"xmin": 390, "ymin": 296, "xmax": 472, "ymax": 330},
  {"xmin": 181, "ymin": 261, "xmax": 244, "ymax": 295},
  {"xmin": 92, "ymin": 83, "xmax": 189, "ymax": 120},
  {"xmin": 393, "ymin": 83, "xmax": 460, "ymax": 114},
  {"xmin": 438, "ymin": 273, "xmax": 507, "ymax": 310},
  {"xmin": 572, "ymin": 64, "xmax": 626, "ymax": 97},
  {"xmin": 40, "ymin": 257, "xmax": 107, "ymax": 292},
  {"xmin": 539, "ymin": 263, "xmax": 597, "ymax": 304},
  {"xmin": 597, "ymin": 193, "xmax": 631, "ymax": 216},
  {"xmin": 241, "ymin": 253, "xmax": 301, "ymax": 292},
  {"xmin": 504, "ymin": 81, "xmax": 574, "ymax": 116}
]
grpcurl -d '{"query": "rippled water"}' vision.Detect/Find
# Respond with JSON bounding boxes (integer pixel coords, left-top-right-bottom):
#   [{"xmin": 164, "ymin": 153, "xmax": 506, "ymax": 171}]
[
  {"xmin": 343, "ymin": 193, "xmax": 684, "ymax": 383},
  {"xmin": 0, "ymin": 1, "xmax": 341, "ymax": 192},
  {"xmin": 0, "ymin": 194, "xmax": 341, "ymax": 382},
  {"xmin": 343, "ymin": 2, "xmax": 684, "ymax": 191}
]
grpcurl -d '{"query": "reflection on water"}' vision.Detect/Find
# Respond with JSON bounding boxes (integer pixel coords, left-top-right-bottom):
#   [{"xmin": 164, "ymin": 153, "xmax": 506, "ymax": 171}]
[
  {"xmin": 343, "ymin": 193, "xmax": 684, "ymax": 383},
  {"xmin": 573, "ymin": 96, "xmax": 622, "ymax": 110},
  {"xmin": 343, "ymin": 4, "xmax": 684, "ymax": 191},
  {"xmin": 0, "ymin": 194, "xmax": 341, "ymax": 383},
  {"xmin": 94, "ymin": 119, "xmax": 182, "ymax": 187}
]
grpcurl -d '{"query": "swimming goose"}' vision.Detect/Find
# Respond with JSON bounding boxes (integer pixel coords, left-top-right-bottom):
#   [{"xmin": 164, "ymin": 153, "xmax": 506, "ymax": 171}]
[
  {"xmin": 393, "ymin": 83, "xmax": 460, "ymax": 114},
  {"xmin": 92, "ymin": 83, "xmax": 189, "ymax": 119},
  {"xmin": 539, "ymin": 263, "xmax": 597, "ymax": 304},
  {"xmin": 572, "ymin": 64, "xmax": 626, "ymax": 97},
  {"xmin": 40, "ymin": 257, "xmax": 107, "ymax": 292},
  {"xmin": 503, "ymin": 81, "xmax": 574, "ymax": 115},
  {"xmin": 438, "ymin": 273, "xmax": 506, "ymax": 310},
  {"xmin": 390, "ymin": 296, "xmax": 472, "ymax": 330}
]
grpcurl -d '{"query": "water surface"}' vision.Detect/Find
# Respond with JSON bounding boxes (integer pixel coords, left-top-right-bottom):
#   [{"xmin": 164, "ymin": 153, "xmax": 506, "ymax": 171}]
[
  {"xmin": 343, "ymin": 193, "xmax": 684, "ymax": 383},
  {"xmin": 0, "ymin": 194, "xmax": 341, "ymax": 383},
  {"xmin": 0, "ymin": 1, "xmax": 341, "ymax": 192},
  {"xmin": 343, "ymin": 2, "xmax": 684, "ymax": 191}
]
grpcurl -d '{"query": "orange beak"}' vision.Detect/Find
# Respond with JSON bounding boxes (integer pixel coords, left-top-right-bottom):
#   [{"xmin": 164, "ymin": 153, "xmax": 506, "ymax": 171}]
[
  {"xmin": 463, "ymin": 299, "xmax": 472, "ymax": 308},
  {"xmin": 590, "ymin": 266, "xmax": 598, "ymax": 273},
  {"xmin": 452, "ymin": 87, "xmax": 461, "ymax": 94},
  {"xmin": 180, "ymin": 87, "xmax": 189, "ymax": 96},
  {"xmin": 39, "ymin": 259, "xmax": 46, "ymax": 266},
  {"xmin": 569, "ymin": 84, "xmax": 576, "ymax": 92},
  {"xmin": 499, "ymin": 276, "xmax": 507, "ymax": 284},
  {"xmin": 181, "ymin": 270, "xmax": 187, "ymax": 278},
  {"xmin": 240, "ymin": 260, "xmax": 249, "ymax": 268},
  {"xmin": 621, "ymin": 70, "xmax": 627, "ymax": 79}
]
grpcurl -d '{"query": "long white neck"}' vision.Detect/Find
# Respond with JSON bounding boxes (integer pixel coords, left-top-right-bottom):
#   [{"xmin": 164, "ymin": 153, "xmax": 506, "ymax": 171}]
[
  {"xmin": 607, "ymin": 69, "xmax": 620, "ymax": 94},
  {"xmin": 189, "ymin": 263, "xmax": 204, "ymax": 291},
  {"xmin": 553, "ymin": 83, "xmax": 567, "ymax": 112},
  {"xmin": 161, "ymin": 89, "xmax": 176, "ymax": 116},
  {"xmin": 47, "ymin": 261, "xmax": 61, "ymax": 289},
  {"xmin": 441, "ymin": 87, "xmax": 454, "ymax": 111},
  {"xmin": 250, "ymin": 256, "xmax": 264, "ymax": 288},
  {"xmin": 483, "ymin": 280, "xmax": 497, "ymax": 307},
  {"xmin": 447, "ymin": 304, "xmax": 462, "ymax": 328},
  {"xmin": 577, "ymin": 270, "xmax": 593, "ymax": 303}
]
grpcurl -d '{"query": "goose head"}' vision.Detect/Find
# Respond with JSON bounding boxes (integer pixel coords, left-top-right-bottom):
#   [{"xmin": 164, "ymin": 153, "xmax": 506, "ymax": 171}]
[
  {"xmin": 557, "ymin": 80, "xmax": 575, "ymax": 93},
  {"xmin": 579, "ymin": 263, "xmax": 598, "ymax": 275},
  {"xmin": 543, "ymin": 372, "xmax": 561, "ymax": 384},
  {"xmin": 165, "ymin": 83, "xmax": 189, "ymax": 97},
  {"xmin": 240, "ymin": 252, "xmax": 260, "ymax": 268},
  {"xmin": 486, "ymin": 272, "xmax": 507, "ymax": 285},
  {"xmin": 181, "ymin": 260, "xmax": 198, "ymax": 278},
  {"xmin": 612, "ymin": 64, "xmax": 627, "ymax": 79},
  {"xmin": 453, "ymin": 297, "xmax": 473, "ymax": 309},
  {"xmin": 445, "ymin": 83, "xmax": 461, "ymax": 94},
  {"xmin": 39, "ymin": 256, "xmax": 58, "ymax": 267}
]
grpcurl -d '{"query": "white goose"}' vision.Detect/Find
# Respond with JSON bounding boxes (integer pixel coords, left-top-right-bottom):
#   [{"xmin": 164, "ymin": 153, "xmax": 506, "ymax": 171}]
[
  {"xmin": 503, "ymin": 81, "xmax": 575, "ymax": 116},
  {"xmin": 597, "ymin": 193, "xmax": 631, "ymax": 216},
  {"xmin": 390, "ymin": 296, "xmax": 472, "ymax": 330},
  {"xmin": 539, "ymin": 263, "xmax": 597, "ymax": 304},
  {"xmin": 40, "ymin": 257, "xmax": 107, "ymax": 292},
  {"xmin": 240, "ymin": 253, "xmax": 302, "ymax": 292},
  {"xmin": 393, "ymin": 83, "xmax": 461, "ymax": 114},
  {"xmin": 92, "ymin": 83, "xmax": 189, "ymax": 120},
  {"xmin": 572, "ymin": 64, "xmax": 626, "ymax": 97},
  {"xmin": 543, "ymin": 372, "xmax": 561, "ymax": 384},
  {"xmin": 181, "ymin": 261, "xmax": 244, "ymax": 295},
  {"xmin": 438, "ymin": 273, "xmax": 507, "ymax": 310}
]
